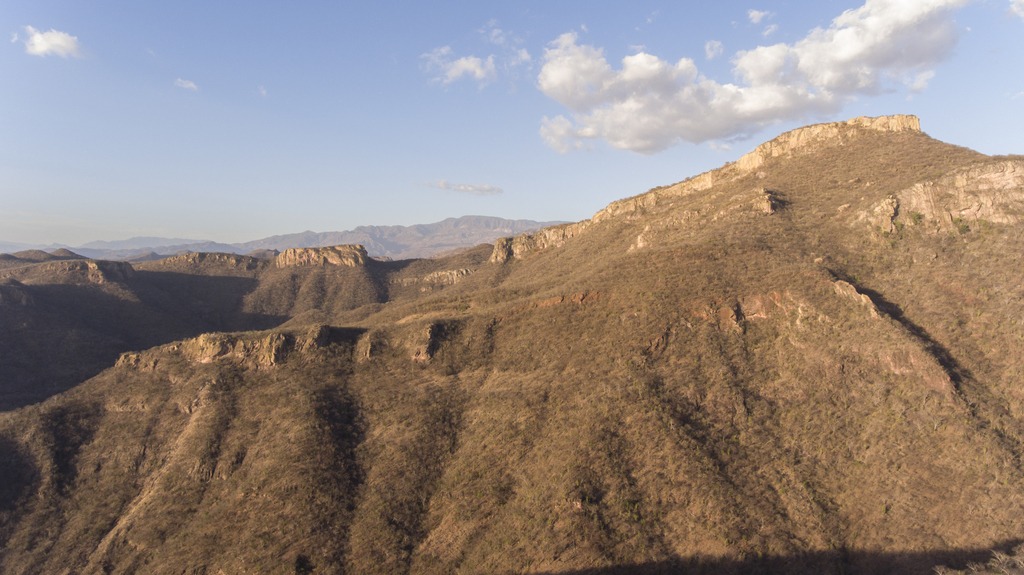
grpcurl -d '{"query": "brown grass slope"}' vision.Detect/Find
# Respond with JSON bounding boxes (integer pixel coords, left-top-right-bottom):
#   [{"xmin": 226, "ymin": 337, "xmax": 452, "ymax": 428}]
[{"xmin": 1, "ymin": 117, "xmax": 1024, "ymax": 574}]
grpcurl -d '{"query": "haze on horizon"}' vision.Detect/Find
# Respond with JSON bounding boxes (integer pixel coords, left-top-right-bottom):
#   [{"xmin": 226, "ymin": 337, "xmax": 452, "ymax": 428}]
[{"xmin": 2, "ymin": 0, "xmax": 1022, "ymax": 246}]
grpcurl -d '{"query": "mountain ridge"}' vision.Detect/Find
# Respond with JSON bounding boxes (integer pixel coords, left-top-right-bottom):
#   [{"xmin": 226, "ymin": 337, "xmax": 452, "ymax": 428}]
[
  {"xmin": 1, "ymin": 215, "xmax": 564, "ymax": 261},
  {"xmin": 2, "ymin": 115, "xmax": 1024, "ymax": 574}
]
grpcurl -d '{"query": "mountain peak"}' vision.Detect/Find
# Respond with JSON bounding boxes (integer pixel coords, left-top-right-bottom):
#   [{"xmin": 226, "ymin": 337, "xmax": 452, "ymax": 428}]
[
  {"xmin": 736, "ymin": 114, "xmax": 921, "ymax": 172},
  {"xmin": 491, "ymin": 114, "xmax": 928, "ymax": 262}
]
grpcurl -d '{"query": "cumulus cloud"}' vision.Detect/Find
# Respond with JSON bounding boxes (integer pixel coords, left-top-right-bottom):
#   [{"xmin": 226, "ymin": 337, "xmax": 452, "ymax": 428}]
[
  {"xmin": 748, "ymin": 9, "xmax": 771, "ymax": 24},
  {"xmin": 174, "ymin": 78, "xmax": 199, "ymax": 91},
  {"xmin": 429, "ymin": 180, "xmax": 504, "ymax": 195},
  {"xmin": 1012, "ymin": 0, "xmax": 1024, "ymax": 18},
  {"xmin": 705, "ymin": 40, "xmax": 724, "ymax": 60},
  {"xmin": 538, "ymin": 0, "xmax": 970, "ymax": 154},
  {"xmin": 422, "ymin": 46, "xmax": 497, "ymax": 85},
  {"xmin": 22, "ymin": 25, "xmax": 81, "ymax": 58}
]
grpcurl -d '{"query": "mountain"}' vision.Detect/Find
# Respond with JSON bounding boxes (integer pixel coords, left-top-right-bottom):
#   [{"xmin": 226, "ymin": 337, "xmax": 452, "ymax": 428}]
[
  {"xmin": 4, "ymin": 216, "xmax": 563, "ymax": 261},
  {"xmin": 0, "ymin": 241, "xmax": 36, "ymax": 255},
  {"xmin": 2, "ymin": 115, "xmax": 1024, "ymax": 574},
  {"xmin": 78, "ymin": 237, "xmax": 211, "ymax": 251},
  {"xmin": 235, "ymin": 216, "xmax": 568, "ymax": 259}
]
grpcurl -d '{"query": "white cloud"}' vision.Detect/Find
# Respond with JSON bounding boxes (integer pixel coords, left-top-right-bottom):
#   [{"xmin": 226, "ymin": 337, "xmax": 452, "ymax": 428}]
[
  {"xmin": 705, "ymin": 40, "xmax": 724, "ymax": 60},
  {"xmin": 422, "ymin": 46, "xmax": 497, "ymax": 85},
  {"xmin": 22, "ymin": 25, "xmax": 81, "ymax": 58},
  {"xmin": 10, "ymin": 32, "xmax": 18, "ymax": 43},
  {"xmin": 763, "ymin": 24, "xmax": 779, "ymax": 37},
  {"xmin": 429, "ymin": 180, "xmax": 503, "ymax": 195},
  {"xmin": 511, "ymin": 48, "xmax": 532, "ymax": 66},
  {"xmin": 909, "ymin": 70, "xmax": 935, "ymax": 91},
  {"xmin": 482, "ymin": 19, "xmax": 507, "ymax": 46},
  {"xmin": 748, "ymin": 9, "xmax": 771, "ymax": 24},
  {"xmin": 538, "ymin": 0, "xmax": 971, "ymax": 154},
  {"xmin": 258, "ymin": 85, "xmax": 268, "ymax": 97},
  {"xmin": 423, "ymin": 21, "xmax": 532, "ymax": 87},
  {"xmin": 174, "ymin": 78, "xmax": 199, "ymax": 91},
  {"xmin": 1012, "ymin": 0, "xmax": 1024, "ymax": 18}
]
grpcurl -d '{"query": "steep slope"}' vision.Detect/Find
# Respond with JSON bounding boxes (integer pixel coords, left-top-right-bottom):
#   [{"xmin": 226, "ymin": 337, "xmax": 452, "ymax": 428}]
[{"xmin": 2, "ymin": 116, "xmax": 1023, "ymax": 574}]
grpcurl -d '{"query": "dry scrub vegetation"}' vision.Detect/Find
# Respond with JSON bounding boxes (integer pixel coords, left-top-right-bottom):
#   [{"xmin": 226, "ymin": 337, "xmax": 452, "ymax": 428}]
[{"xmin": 1, "ymin": 119, "xmax": 1023, "ymax": 574}]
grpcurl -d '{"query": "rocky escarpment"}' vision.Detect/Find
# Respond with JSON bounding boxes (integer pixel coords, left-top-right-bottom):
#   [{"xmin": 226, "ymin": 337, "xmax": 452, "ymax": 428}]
[
  {"xmin": 735, "ymin": 114, "xmax": 921, "ymax": 172},
  {"xmin": 275, "ymin": 245, "xmax": 368, "ymax": 268},
  {"xmin": 489, "ymin": 222, "xmax": 591, "ymax": 263},
  {"xmin": 0, "ymin": 259, "xmax": 135, "ymax": 285},
  {"xmin": 143, "ymin": 252, "xmax": 266, "ymax": 272},
  {"xmin": 116, "ymin": 324, "xmax": 348, "ymax": 370},
  {"xmin": 896, "ymin": 159, "xmax": 1024, "ymax": 231},
  {"xmin": 491, "ymin": 115, "xmax": 923, "ymax": 261},
  {"xmin": 390, "ymin": 268, "xmax": 474, "ymax": 289}
]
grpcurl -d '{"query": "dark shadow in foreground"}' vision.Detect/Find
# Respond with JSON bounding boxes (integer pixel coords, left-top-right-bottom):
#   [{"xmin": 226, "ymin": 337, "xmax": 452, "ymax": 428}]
[{"xmin": 531, "ymin": 540, "xmax": 1021, "ymax": 575}]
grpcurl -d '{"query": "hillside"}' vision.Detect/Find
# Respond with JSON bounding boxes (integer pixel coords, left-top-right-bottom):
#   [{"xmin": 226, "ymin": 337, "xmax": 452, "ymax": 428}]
[{"xmin": 1, "ymin": 115, "xmax": 1023, "ymax": 574}]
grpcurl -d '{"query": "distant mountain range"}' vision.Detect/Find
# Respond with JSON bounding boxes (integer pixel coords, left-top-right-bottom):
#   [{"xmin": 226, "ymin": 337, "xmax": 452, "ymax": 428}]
[{"xmin": 0, "ymin": 216, "xmax": 564, "ymax": 261}]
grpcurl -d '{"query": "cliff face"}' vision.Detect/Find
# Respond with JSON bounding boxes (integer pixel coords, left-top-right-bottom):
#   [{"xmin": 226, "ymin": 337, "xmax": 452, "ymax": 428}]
[
  {"xmin": 897, "ymin": 159, "xmax": 1024, "ymax": 231},
  {"xmin": 735, "ymin": 114, "xmax": 921, "ymax": 172},
  {"xmin": 0, "ymin": 259, "xmax": 135, "ymax": 285},
  {"xmin": 275, "ymin": 245, "xmax": 368, "ymax": 268},
  {"xmin": 489, "ymin": 222, "xmax": 591, "ymax": 263},
  {"xmin": 141, "ymin": 252, "xmax": 266, "ymax": 272}
]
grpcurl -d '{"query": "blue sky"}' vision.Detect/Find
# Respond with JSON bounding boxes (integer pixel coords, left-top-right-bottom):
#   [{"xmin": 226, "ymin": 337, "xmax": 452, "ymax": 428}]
[{"xmin": 2, "ymin": 0, "xmax": 1022, "ymax": 246}]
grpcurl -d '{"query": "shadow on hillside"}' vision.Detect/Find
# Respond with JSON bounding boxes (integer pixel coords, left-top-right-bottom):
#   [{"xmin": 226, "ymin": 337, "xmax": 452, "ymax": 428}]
[
  {"xmin": 852, "ymin": 284, "xmax": 974, "ymax": 387},
  {"xmin": 0, "ymin": 275, "xmax": 287, "ymax": 411},
  {"xmin": 534, "ymin": 540, "xmax": 1021, "ymax": 575},
  {"xmin": 131, "ymin": 271, "xmax": 286, "ymax": 332},
  {"xmin": 368, "ymin": 258, "xmax": 420, "ymax": 273},
  {"xmin": 0, "ymin": 436, "xmax": 37, "ymax": 514},
  {"xmin": 824, "ymin": 268, "xmax": 974, "ymax": 389}
]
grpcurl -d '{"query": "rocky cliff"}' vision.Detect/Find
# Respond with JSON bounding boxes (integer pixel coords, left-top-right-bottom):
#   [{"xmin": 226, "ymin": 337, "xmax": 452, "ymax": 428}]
[
  {"xmin": 491, "ymin": 115, "xmax": 924, "ymax": 261},
  {"xmin": 0, "ymin": 259, "xmax": 135, "ymax": 285},
  {"xmin": 896, "ymin": 158, "xmax": 1024, "ymax": 231},
  {"xmin": 275, "ymin": 245, "xmax": 368, "ymax": 268},
  {"xmin": 735, "ymin": 114, "xmax": 921, "ymax": 172}
]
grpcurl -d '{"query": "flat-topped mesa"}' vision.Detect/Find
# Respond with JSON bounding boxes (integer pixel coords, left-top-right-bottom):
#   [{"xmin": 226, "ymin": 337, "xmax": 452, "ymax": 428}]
[
  {"xmin": 275, "ymin": 245, "xmax": 368, "ymax": 268},
  {"xmin": 736, "ymin": 114, "xmax": 921, "ymax": 172},
  {"xmin": 154, "ymin": 252, "xmax": 264, "ymax": 270},
  {"xmin": 14, "ymin": 259, "xmax": 135, "ymax": 284}
]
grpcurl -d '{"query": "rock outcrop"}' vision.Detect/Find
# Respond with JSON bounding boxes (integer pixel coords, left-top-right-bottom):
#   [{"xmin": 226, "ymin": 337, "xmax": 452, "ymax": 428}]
[
  {"xmin": 149, "ymin": 252, "xmax": 265, "ymax": 271},
  {"xmin": 392, "ymin": 268, "xmax": 474, "ymax": 289},
  {"xmin": 274, "ymin": 245, "xmax": 368, "ymax": 268},
  {"xmin": 896, "ymin": 159, "xmax": 1024, "ymax": 231},
  {"xmin": 736, "ymin": 115, "xmax": 921, "ymax": 172},
  {"xmin": 489, "ymin": 223, "xmax": 591, "ymax": 263},
  {"xmin": 0, "ymin": 259, "xmax": 136, "ymax": 284},
  {"xmin": 117, "ymin": 325, "xmax": 344, "ymax": 370},
  {"xmin": 832, "ymin": 280, "xmax": 880, "ymax": 319}
]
